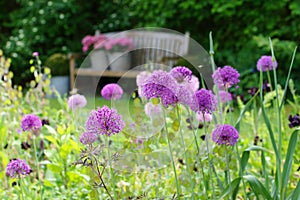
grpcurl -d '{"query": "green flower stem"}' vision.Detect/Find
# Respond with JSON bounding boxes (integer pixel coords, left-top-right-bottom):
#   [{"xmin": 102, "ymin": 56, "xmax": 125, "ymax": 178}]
[
  {"xmin": 235, "ymin": 144, "xmax": 247, "ymax": 200},
  {"xmin": 106, "ymin": 138, "xmax": 117, "ymax": 199},
  {"xmin": 203, "ymin": 113, "xmax": 215, "ymax": 199},
  {"xmin": 225, "ymin": 145, "xmax": 232, "ymax": 200},
  {"xmin": 187, "ymin": 109, "xmax": 208, "ymax": 199},
  {"xmin": 33, "ymin": 135, "xmax": 43, "ymax": 199},
  {"xmin": 176, "ymin": 106, "xmax": 195, "ymax": 199},
  {"xmin": 163, "ymin": 109, "xmax": 181, "ymax": 198}
]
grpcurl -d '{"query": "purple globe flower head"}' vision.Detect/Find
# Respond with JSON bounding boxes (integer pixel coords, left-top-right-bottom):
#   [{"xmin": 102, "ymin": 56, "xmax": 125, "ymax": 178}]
[
  {"xmin": 212, "ymin": 65, "xmax": 240, "ymax": 89},
  {"xmin": 6, "ymin": 158, "xmax": 31, "ymax": 178},
  {"xmin": 176, "ymin": 84, "xmax": 198, "ymax": 110},
  {"xmin": 194, "ymin": 88, "xmax": 217, "ymax": 114},
  {"xmin": 212, "ymin": 124, "xmax": 239, "ymax": 146},
  {"xmin": 136, "ymin": 71, "xmax": 152, "ymax": 98},
  {"xmin": 288, "ymin": 114, "xmax": 300, "ymax": 128},
  {"xmin": 141, "ymin": 70, "xmax": 179, "ymax": 107},
  {"xmin": 256, "ymin": 55, "xmax": 278, "ymax": 72},
  {"xmin": 68, "ymin": 94, "xmax": 87, "ymax": 110},
  {"xmin": 218, "ymin": 90, "xmax": 232, "ymax": 103},
  {"xmin": 21, "ymin": 114, "xmax": 42, "ymax": 132},
  {"xmin": 187, "ymin": 75, "xmax": 200, "ymax": 92},
  {"xmin": 80, "ymin": 132, "xmax": 98, "ymax": 145},
  {"xmin": 101, "ymin": 83, "xmax": 123, "ymax": 100},
  {"xmin": 169, "ymin": 66, "xmax": 192, "ymax": 83},
  {"xmin": 85, "ymin": 106, "xmax": 125, "ymax": 137},
  {"xmin": 196, "ymin": 112, "xmax": 213, "ymax": 123}
]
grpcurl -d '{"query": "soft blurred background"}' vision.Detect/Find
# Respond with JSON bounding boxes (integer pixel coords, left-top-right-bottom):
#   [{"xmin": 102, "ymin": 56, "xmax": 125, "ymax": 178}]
[{"xmin": 0, "ymin": 0, "xmax": 299, "ymax": 91}]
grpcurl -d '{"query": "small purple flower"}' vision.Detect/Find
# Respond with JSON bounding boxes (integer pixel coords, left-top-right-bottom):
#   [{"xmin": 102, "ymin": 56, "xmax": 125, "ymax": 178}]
[
  {"xmin": 288, "ymin": 114, "xmax": 300, "ymax": 128},
  {"xmin": 68, "ymin": 94, "xmax": 87, "ymax": 110},
  {"xmin": 212, "ymin": 124, "xmax": 239, "ymax": 146},
  {"xmin": 6, "ymin": 159, "xmax": 31, "ymax": 178},
  {"xmin": 212, "ymin": 65, "xmax": 240, "ymax": 89},
  {"xmin": 32, "ymin": 52, "xmax": 39, "ymax": 57},
  {"xmin": 85, "ymin": 106, "xmax": 125, "ymax": 136},
  {"xmin": 196, "ymin": 112, "xmax": 213, "ymax": 123},
  {"xmin": 141, "ymin": 70, "xmax": 179, "ymax": 107},
  {"xmin": 101, "ymin": 83, "xmax": 123, "ymax": 100},
  {"xmin": 194, "ymin": 88, "xmax": 217, "ymax": 114},
  {"xmin": 219, "ymin": 90, "xmax": 232, "ymax": 103},
  {"xmin": 80, "ymin": 132, "xmax": 98, "ymax": 145},
  {"xmin": 169, "ymin": 66, "xmax": 192, "ymax": 83},
  {"xmin": 256, "ymin": 55, "xmax": 278, "ymax": 72},
  {"xmin": 187, "ymin": 75, "xmax": 200, "ymax": 92},
  {"xmin": 21, "ymin": 114, "xmax": 42, "ymax": 132}
]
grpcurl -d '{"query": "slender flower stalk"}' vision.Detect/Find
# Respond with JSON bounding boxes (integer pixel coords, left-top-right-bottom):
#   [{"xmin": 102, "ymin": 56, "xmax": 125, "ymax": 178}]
[
  {"xmin": 33, "ymin": 135, "xmax": 43, "ymax": 199},
  {"xmin": 107, "ymin": 138, "xmax": 117, "ymax": 199}
]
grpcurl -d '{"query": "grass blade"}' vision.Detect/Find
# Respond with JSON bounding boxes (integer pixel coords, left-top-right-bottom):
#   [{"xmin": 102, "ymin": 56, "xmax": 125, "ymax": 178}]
[
  {"xmin": 219, "ymin": 177, "xmax": 241, "ymax": 200},
  {"xmin": 281, "ymin": 129, "xmax": 299, "ymax": 198},
  {"xmin": 244, "ymin": 175, "xmax": 272, "ymax": 199}
]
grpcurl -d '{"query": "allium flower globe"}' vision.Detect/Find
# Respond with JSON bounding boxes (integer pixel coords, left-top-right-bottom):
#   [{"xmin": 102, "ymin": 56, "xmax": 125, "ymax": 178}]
[
  {"xmin": 212, "ymin": 124, "xmax": 239, "ymax": 146},
  {"xmin": 194, "ymin": 88, "xmax": 217, "ymax": 114},
  {"xmin": 219, "ymin": 90, "xmax": 232, "ymax": 103},
  {"xmin": 169, "ymin": 66, "xmax": 192, "ymax": 83},
  {"xmin": 80, "ymin": 132, "xmax": 98, "ymax": 145},
  {"xmin": 256, "ymin": 55, "xmax": 278, "ymax": 72},
  {"xmin": 144, "ymin": 102, "xmax": 162, "ymax": 117},
  {"xmin": 21, "ymin": 114, "xmax": 42, "ymax": 132},
  {"xmin": 6, "ymin": 159, "xmax": 31, "ymax": 178},
  {"xmin": 141, "ymin": 70, "xmax": 178, "ymax": 107},
  {"xmin": 68, "ymin": 94, "xmax": 87, "ymax": 110},
  {"xmin": 85, "ymin": 106, "xmax": 125, "ymax": 136},
  {"xmin": 101, "ymin": 83, "xmax": 123, "ymax": 100},
  {"xmin": 212, "ymin": 65, "xmax": 240, "ymax": 89}
]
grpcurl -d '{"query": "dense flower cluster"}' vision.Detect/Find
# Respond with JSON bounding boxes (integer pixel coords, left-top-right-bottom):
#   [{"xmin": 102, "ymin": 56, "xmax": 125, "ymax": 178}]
[
  {"xmin": 81, "ymin": 34, "xmax": 107, "ymax": 52},
  {"xmin": 212, "ymin": 65, "xmax": 240, "ymax": 89},
  {"xmin": 288, "ymin": 114, "xmax": 300, "ymax": 128},
  {"xmin": 169, "ymin": 66, "xmax": 192, "ymax": 83},
  {"xmin": 212, "ymin": 124, "xmax": 239, "ymax": 146},
  {"xmin": 68, "ymin": 94, "xmax": 87, "ymax": 110},
  {"xmin": 85, "ymin": 106, "xmax": 125, "ymax": 137},
  {"xmin": 187, "ymin": 75, "xmax": 200, "ymax": 92},
  {"xmin": 194, "ymin": 88, "xmax": 217, "ymax": 114},
  {"xmin": 6, "ymin": 159, "xmax": 31, "ymax": 178},
  {"xmin": 101, "ymin": 83, "xmax": 123, "ymax": 100},
  {"xmin": 141, "ymin": 70, "xmax": 179, "ymax": 107},
  {"xmin": 21, "ymin": 114, "xmax": 42, "ymax": 132},
  {"xmin": 80, "ymin": 132, "xmax": 98, "ymax": 145},
  {"xmin": 144, "ymin": 102, "xmax": 162, "ymax": 117},
  {"xmin": 256, "ymin": 55, "xmax": 278, "ymax": 72}
]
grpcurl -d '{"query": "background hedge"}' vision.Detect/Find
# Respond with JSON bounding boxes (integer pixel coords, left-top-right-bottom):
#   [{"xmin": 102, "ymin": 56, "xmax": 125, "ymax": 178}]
[{"xmin": 0, "ymin": 0, "xmax": 299, "ymax": 90}]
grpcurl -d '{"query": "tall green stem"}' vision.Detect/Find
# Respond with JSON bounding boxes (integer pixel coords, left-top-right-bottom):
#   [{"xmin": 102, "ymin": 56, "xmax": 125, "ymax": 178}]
[
  {"xmin": 163, "ymin": 109, "xmax": 180, "ymax": 198},
  {"xmin": 176, "ymin": 106, "xmax": 195, "ymax": 199},
  {"xmin": 33, "ymin": 135, "xmax": 43, "ymax": 199},
  {"xmin": 107, "ymin": 138, "xmax": 117, "ymax": 199},
  {"xmin": 225, "ymin": 146, "xmax": 232, "ymax": 200}
]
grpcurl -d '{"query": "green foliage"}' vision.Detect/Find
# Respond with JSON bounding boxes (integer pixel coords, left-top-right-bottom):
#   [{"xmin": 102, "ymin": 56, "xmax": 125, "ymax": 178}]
[{"xmin": 45, "ymin": 53, "xmax": 69, "ymax": 76}]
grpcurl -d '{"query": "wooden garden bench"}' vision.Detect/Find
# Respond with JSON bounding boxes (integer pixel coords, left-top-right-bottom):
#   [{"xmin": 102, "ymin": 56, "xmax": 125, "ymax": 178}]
[{"xmin": 69, "ymin": 30, "xmax": 190, "ymax": 90}]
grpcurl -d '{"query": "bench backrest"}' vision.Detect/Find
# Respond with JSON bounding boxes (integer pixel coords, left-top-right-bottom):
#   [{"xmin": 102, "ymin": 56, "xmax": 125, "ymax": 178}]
[{"xmin": 104, "ymin": 30, "xmax": 190, "ymax": 67}]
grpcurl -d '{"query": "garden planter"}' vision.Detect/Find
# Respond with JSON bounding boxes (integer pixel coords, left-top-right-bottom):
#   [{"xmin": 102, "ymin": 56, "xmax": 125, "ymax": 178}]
[
  {"xmin": 90, "ymin": 50, "xmax": 108, "ymax": 70},
  {"xmin": 47, "ymin": 76, "xmax": 70, "ymax": 98},
  {"xmin": 108, "ymin": 52, "xmax": 131, "ymax": 71}
]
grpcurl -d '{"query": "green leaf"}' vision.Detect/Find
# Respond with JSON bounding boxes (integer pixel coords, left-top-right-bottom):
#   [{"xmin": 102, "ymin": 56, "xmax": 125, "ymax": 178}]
[
  {"xmin": 44, "ymin": 125, "xmax": 58, "ymax": 136},
  {"xmin": 291, "ymin": 181, "xmax": 300, "ymax": 200},
  {"xmin": 47, "ymin": 163, "xmax": 62, "ymax": 173},
  {"xmin": 244, "ymin": 175, "xmax": 272, "ymax": 199},
  {"xmin": 44, "ymin": 135, "xmax": 58, "ymax": 147},
  {"xmin": 281, "ymin": 130, "xmax": 298, "ymax": 198},
  {"xmin": 240, "ymin": 151, "xmax": 249, "ymax": 173},
  {"xmin": 219, "ymin": 177, "xmax": 241, "ymax": 199}
]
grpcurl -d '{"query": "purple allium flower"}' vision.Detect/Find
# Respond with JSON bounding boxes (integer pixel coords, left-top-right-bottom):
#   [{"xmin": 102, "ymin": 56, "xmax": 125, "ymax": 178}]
[
  {"xmin": 68, "ymin": 94, "xmax": 87, "ymax": 110},
  {"xmin": 80, "ymin": 132, "xmax": 98, "ymax": 145},
  {"xmin": 6, "ymin": 159, "xmax": 31, "ymax": 178},
  {"xmin": 218, "ymin": 90, "xmax": 232, "ymax": 103},
  {"xmin": 21, "ymin": 114, "xmax": 42, "ymax": 132},
  {"xmin": 144, "ymin": 102, "xmax": 162, "ymax": 117},
  {"xmin": 212, "ymin": 65, "xmax": 240, "ymax": 89},
  {"xmin": 194, "ymin": 88, "xmax": 217, "ymax": 114},
  {"xmin": 137, "ymin": 71, "xmax": 152, "ymax": 98},
  {"xmin": 256, "ymin": 55, "xmax": 278, "ymax": 72},
  {"xmin": 196, "ymin": 112, "xmax": 213, "ymax": 123},
  {"xmin": 212, "ymin": 124, "xmax": 239, "ymax": 146},
  {"xmin": 32, "ymin": 52, "xmax": 39, "ymax": 57},
  {"xmin": 85, "ymin": 106, "xmax": 125, "ymax": 136},
  {"xmin": 101, "ymin": 83, "xmax": 123, "ymax": 100},
  {"xmin": 187, "ymin": 75, "xmax": 200, "ymax": 92},
  {"xmin": 288, "ymin": 114, "xmax": 300, "ymax": 128},
  {"xmin": 141, "ymin": 70, "xmax": 179, "ymax": 107},
  {"xmin": 177, "ymin": 85, "xmax": 198, "ymax": 110},
  {"xmin": 169, "ymin": 66, "xmax": 192, "ymax": 83}
]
